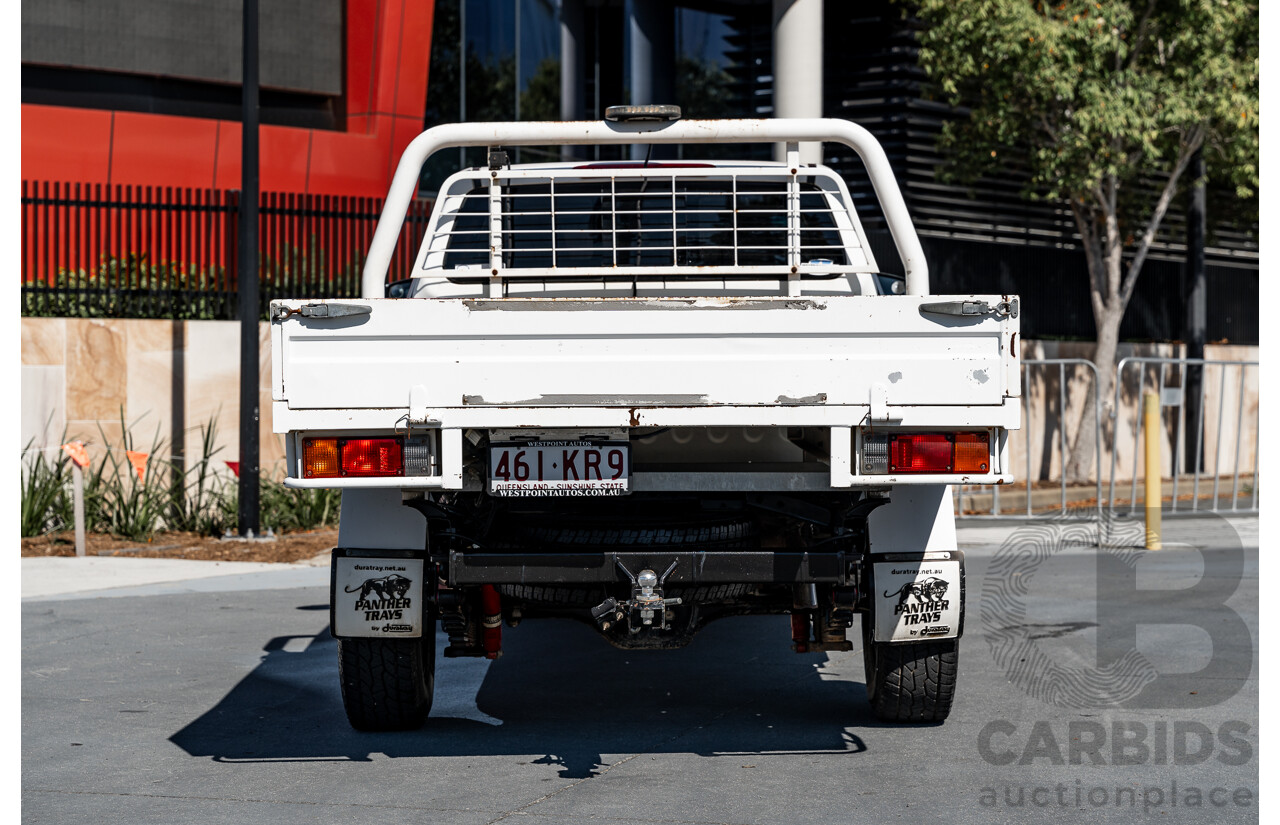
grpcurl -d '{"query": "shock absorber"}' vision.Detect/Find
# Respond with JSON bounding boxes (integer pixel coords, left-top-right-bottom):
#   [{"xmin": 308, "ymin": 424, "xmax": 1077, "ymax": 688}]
[{"xmin": 480, "ymin": 584, "xmax": 503, "ymax": 659}]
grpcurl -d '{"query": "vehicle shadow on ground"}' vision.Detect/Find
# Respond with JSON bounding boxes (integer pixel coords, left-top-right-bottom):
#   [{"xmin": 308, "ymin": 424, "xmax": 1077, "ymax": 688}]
[{"xmin": 170, "ymin": 615, "xmax": 898, "ymax": 770}]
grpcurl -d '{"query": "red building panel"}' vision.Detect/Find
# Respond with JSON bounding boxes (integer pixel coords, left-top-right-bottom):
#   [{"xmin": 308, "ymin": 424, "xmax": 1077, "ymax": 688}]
[
  {"xmin": 345, "ymin": 0, "xmax": 381, "ymax": 122},
  {"xmin": 21, "ymin": 105, "xmax": 113, "ymax": 183},
  {"xmin": 308, "ymin": 125, "xmax": 393, "ymax": 196},
  {"xmin": 259, "ymin": 125, "xmax": 312, "ymax": 193},
  {"xmin": 370, "ymin": 0, "xmax": 406, "ymax": 118},
  {"xmin": 392, "ymin": 1, "xmax": 434, "ymax": 120},
  {"xmin": 109, "ymin": 111, "xmax": 220, "ymax": 189},
  {"xmin": 20, "ymin": 0, "xmax": 435, "ymax": 199},
  {"xmin": 386, "ymin": 115, "xmax": 427, "ymax": 184},
  {"xmin": 213, "ymin": 121, "xmax": 242, "ymax": 191}
]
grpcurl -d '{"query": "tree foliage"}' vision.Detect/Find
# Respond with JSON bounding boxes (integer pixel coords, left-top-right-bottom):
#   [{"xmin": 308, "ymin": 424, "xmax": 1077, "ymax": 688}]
[
  {"xmin": 905, "ymin": 0, "xmax": 1258, "ymax": 478},
  {"xmin": 910, "ymin": 0, "xmax": 1257, "ymax": 301},
  {"xmin": 422, "ymin": 1, "xmax": 565, "ymax": 182},
  {"xmin": 676, "ymin": 55, "xmax": 736, "ymax": 120},
  {"xmin": 912, "ymin": 0, "xmax": 1257, "ymax": 207},
  {"xmin": 520, "ymin": 57, "xmax": 561, "ymax": 122},
  {"xmin": 675, "ymin": 55, "xmax": 740, "ymax": 159}
]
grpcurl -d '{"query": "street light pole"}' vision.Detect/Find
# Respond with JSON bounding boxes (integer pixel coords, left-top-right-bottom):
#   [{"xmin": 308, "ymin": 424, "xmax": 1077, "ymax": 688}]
[
  {"xmin": 1183, "ymin": 148, "xmax": 1206, "ymax": 473},
  {"xmin": 238, "ymin": 0, "xmax": 261, "ymax": 537}
]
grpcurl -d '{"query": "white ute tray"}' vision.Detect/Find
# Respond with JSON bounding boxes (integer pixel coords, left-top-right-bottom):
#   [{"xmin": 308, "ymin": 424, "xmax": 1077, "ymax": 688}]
[{"xmin": 271, "ymin": 294, "xmax": 1019, "ymax": 431}]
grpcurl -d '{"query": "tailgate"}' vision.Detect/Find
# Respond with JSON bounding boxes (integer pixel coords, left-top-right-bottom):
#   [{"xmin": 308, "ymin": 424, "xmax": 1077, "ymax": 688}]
[{"xmin": 272, "ymin": 295, "xmax": 1019, "ymax": 429}]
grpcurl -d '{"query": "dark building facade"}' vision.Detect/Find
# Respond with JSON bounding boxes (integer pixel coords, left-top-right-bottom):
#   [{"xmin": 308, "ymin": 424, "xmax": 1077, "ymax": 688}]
[
  {"xmin": 21, "ymin": 0, "xmax": 1257, "ymax": 341},
  {"xmin": 21, "ymin": 0, "xmax": 434, "ymax": 197}
]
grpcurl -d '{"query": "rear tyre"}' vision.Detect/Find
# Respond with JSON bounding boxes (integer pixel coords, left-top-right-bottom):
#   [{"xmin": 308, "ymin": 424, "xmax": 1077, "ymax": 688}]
[
  {"xmin": 861, "ymin": 613, "xmax": 958, "ymax": 723},
  {"xmin": 338, "ymin": 623, "xmax": 436, "ymax": 731}
]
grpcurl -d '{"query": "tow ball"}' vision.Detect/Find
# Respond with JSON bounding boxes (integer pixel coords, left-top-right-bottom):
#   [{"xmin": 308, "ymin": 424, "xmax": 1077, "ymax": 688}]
[{"xmin": 591, "ymin": 560, "xmax": 683, "ymax": 633}]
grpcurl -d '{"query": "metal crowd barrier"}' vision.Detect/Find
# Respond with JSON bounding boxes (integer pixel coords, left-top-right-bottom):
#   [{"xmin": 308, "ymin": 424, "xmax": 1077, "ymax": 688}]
[
  {"xmin": 954, "ymin": 356, "xmax": 1260, "ymax": 523},
  {"xmin": 955, "ymin": 358, "xmax": 1102, "ymax": 521},
  {"xmin": 1107, "ymin": 357, "xmax": 1259, "ymax": 516}
]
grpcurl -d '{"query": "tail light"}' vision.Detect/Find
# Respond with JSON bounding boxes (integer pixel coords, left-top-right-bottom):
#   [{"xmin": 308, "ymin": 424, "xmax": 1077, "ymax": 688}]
[
  {"xmin": 302, "ymin": 437, "xmax": 405, "ymax": 478},
  {"xmin": 302, "ymin": 438, "xmax": 341, "ymax": 478},
  {"xmin": 952, "ymin": 433, "xmax": 991, "ymax": 473},
  {"xmin": 859, "ymin": 431, "xmax": 990, "ymax": 475},
  {"xmin": 341, "ymin": 438, "xmax": 404, "ymax": 477}
]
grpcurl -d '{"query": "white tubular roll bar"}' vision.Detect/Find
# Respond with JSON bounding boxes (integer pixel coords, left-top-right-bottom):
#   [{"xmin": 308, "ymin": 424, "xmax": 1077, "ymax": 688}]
[{"xmin": 361, "ymin": 118, "xmax": 929, "ymax": 299}]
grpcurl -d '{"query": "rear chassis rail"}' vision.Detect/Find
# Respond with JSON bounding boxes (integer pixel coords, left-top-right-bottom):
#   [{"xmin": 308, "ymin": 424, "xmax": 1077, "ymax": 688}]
[{"xmin": 447, "ymin": 550, "xmax": 857, "ymax": 585}]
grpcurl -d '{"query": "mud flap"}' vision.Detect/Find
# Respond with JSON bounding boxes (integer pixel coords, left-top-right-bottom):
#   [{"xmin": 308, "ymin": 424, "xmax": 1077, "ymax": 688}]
[
  {"xmin": 331, "ymin": 549, "xmax": 427, "ymax": 639},
  {"xmin": 868, "ymin": 550, "xmax": 965, "ymax": 643}
]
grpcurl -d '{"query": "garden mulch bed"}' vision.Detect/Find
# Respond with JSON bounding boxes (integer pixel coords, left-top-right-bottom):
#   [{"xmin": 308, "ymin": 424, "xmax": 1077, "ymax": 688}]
[{"xmin": 21, "ymin": 529, "xmax": 339, "ymax": 564}]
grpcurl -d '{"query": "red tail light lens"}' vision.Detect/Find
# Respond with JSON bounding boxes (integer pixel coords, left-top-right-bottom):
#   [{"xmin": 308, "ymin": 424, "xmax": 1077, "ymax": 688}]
[
  {"xmin": 889, "ymin": 433, "xmax": 953, "ymax": 473},
  {"xmin": 860, "ymin": 431, "xmax": 992, "ymax": 475},
  {"xmin": 339, "ymin": 438, "xmax": 404, "ymax": 477}
]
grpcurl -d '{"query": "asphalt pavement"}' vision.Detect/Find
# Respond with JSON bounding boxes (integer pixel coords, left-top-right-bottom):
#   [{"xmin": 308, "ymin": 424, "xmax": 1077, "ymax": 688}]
[{"xmin": 22, "ymin": 515, "xmax": 1259, "ymax": 824}]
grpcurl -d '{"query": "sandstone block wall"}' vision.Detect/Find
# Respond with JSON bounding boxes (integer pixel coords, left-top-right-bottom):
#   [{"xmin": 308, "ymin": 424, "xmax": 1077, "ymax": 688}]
[{"xmin": 21, "ymin": 318, "xmax": 283, "ymax": 476}]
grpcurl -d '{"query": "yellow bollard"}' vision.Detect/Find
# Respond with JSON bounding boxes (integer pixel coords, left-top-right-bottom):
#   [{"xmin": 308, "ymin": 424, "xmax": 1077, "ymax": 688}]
[{"xmin": 1144, "ymin": 391, "xmax": 1162, "ymax": 549}]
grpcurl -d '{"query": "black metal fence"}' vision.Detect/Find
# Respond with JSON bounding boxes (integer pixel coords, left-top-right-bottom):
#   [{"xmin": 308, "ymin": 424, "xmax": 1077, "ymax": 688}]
[{"xmin": 20, "ymin": 181, "xmax": 432, "ymax": 320}]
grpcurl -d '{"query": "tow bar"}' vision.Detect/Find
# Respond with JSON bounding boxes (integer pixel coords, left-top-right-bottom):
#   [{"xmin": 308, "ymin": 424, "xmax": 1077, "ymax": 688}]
[{"xmin": 591, "ymin": 560, "xmax": 683, "ymax": 633}]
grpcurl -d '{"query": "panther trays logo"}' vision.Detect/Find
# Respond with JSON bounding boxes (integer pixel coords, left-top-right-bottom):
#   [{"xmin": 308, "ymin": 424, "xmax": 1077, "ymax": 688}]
[
  {"xmin": 345, "ymin": 573, "xmax": 413, "ymax": 623},
  {"xmin": 885, "ymin": 576, "xmax": 951, "ymax": 625}
]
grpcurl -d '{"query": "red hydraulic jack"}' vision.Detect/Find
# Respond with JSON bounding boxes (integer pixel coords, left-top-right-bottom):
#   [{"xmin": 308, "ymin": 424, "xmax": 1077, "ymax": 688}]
[{"xmin": 480, "ymin": 584, "xmax": 503, "ymax": 659}]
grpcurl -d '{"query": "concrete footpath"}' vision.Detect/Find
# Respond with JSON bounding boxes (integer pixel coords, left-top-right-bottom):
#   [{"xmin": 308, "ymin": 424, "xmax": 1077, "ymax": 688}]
[
  {"xmin": 21, "ymin": 554, "xmax": 331, "ymax": 601},
  {"xmin": 22, "ymin": 514, "xmax": 1258, "ymax": 603}
]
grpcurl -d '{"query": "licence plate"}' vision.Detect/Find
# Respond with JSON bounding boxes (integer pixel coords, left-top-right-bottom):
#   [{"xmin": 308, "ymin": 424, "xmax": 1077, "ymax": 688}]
[{"xmin": 489, "ymin": 441, "xmax": 629, "ymax": 497}]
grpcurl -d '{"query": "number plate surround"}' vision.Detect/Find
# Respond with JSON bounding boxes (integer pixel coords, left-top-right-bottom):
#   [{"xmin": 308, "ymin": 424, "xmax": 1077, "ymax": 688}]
[{"xmin": 489, "ymin": 440, "xmax": 630, "ymax": 497}]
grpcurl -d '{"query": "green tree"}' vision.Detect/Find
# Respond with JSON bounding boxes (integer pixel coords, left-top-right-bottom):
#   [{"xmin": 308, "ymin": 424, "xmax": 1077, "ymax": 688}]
[
  {"xmin": 906, "ymin": 0, "xmax": 1258, "ymax": 479},
  {"xmin": 422, "ymin": 0, "xmax": 518, "ymax": 186},
  {"xmin": 675, "ymin": 55, "xmax": 739, "ymax": 160},
  {"xmin": 676, "ymin": 54, "xmax": 735, "ymax": 119},
  {"xmin": 520, "ymin": 57, "xmax": 561, "ymax": 122}
]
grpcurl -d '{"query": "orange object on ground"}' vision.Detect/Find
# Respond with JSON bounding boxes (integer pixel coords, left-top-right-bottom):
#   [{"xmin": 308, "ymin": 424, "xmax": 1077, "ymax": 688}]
[
  {"xmin": 125, "ymin": 450, "xmax": 149, "ymax": 481},
  {"xmin": 60, "ymin": 441, "xmax": 90, "ymax": 468}
]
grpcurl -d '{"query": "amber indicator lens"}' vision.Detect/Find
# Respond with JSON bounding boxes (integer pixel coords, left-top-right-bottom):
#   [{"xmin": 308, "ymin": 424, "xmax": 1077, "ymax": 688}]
[
  {"xmin": 953, "ymin": 432, "xmax": 990, "ymax": 473},
  {"xmin": 889, "ymin": 433, "xmax": 953, "ymax": 473},
  {"xmin": 340, "ymin": 438, "xmax": 404, "ymax": 477},
  {"xmin": 302, "ymin": 438, "xmax": 341, "ymax": 478}
]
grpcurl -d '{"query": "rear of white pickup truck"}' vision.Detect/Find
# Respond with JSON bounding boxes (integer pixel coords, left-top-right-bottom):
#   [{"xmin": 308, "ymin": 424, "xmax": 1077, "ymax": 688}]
[{"xmin": 272, "ymin": 115, "xmax": 1019, "ymax": 730}]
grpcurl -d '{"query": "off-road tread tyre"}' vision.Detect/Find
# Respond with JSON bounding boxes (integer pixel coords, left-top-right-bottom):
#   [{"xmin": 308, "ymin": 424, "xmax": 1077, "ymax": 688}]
[
  {"xmin": 862, "ymin": 616, "xmax": 957, "ymax": 723},
  {"xmin": 338, "ymin": 636, "xmax": 435, "ymax": 731},
  {"xmin": 494, "ymin": 585, "xmax": 605, "ymax": 607},
  {"xmin": 673, "ymin": 582, "xmax": 749, "ymax": 601}
]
